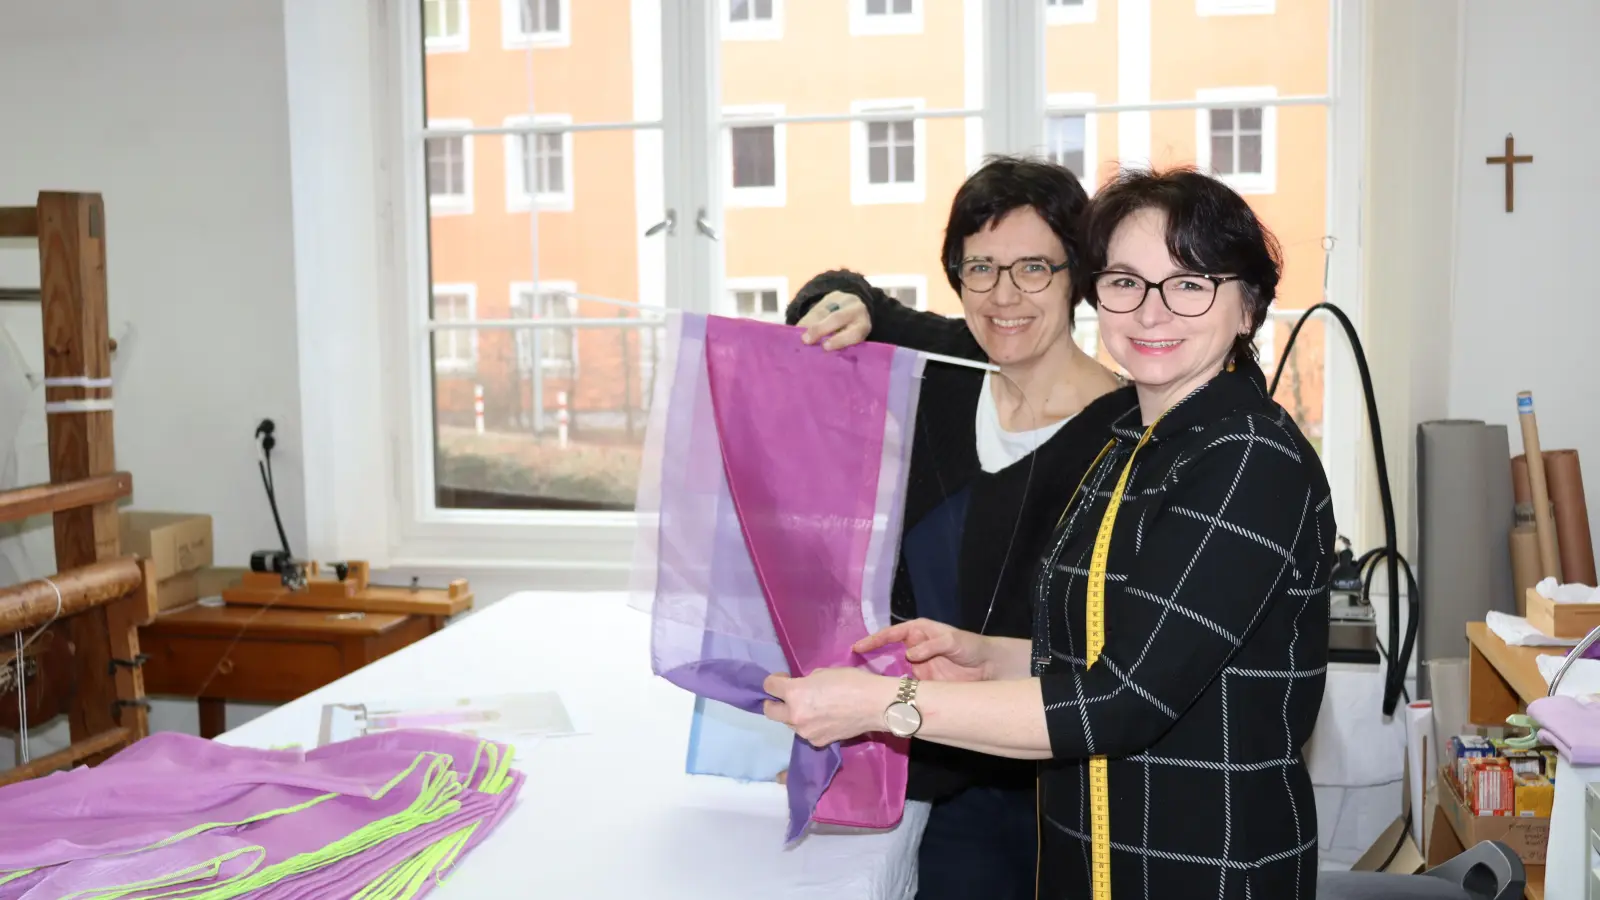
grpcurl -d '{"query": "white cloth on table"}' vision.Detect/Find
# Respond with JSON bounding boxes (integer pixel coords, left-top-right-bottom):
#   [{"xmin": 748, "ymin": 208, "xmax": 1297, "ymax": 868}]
[
  {"xmin": 1486, "ymin": 609, "xmax": 1580, "ymax": 647},
  {"xmin": 217, "ymin": 590, "xmax": 928, "ymax": 900}
]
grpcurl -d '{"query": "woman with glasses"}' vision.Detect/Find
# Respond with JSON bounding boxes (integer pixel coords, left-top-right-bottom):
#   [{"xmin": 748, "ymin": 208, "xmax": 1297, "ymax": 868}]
[
  {"xmin": 782, "ymin": 155, "xmax": 1128, "ymax": 900},
  {"xmin": 767, "ymin": 168, "xmax": 1333, "ymax": 900}
]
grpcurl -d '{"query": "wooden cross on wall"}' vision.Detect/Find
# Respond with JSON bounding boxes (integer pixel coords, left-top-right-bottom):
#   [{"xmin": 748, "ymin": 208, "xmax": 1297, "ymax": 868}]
[{"xmin": 1486, "ymin": 133, "xmax": 1533, "ymax": 213}]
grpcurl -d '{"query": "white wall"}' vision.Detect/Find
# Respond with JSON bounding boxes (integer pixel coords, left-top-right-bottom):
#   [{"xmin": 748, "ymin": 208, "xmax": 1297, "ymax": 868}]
[
  {"xmin": 0, "ymin": 0, "xmax": 306, "ymax": 757},
  {"xmin": 0, "ymin": 0, "xmax": 308, "ymax": 564},
  {"xmin": 1447, "ymin": 1, "xmax": 1600, "ymax": 555}
]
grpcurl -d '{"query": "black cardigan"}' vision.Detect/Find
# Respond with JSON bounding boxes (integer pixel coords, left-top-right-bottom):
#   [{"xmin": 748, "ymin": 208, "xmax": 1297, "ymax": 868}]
[
  {"xmin": 787, "ymin": 270, "xmax": 1135, "ymax": 801},
  {"xmin": 1032, "ymin": 357, "xmax": 1333, "ymax": 899}
]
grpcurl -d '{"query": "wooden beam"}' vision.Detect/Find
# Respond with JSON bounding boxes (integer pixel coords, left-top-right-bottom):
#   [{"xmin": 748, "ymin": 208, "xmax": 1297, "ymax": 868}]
[
  {"xmin": 37, "ymin": 191, "xmax": 123, "ymax": 748},
  {"xmin": 0, "ymin": 728, "xmax": 131, "ymax": 788},
  {"xmin": 0, "ymin": 472, "xmax": 133, "ymax": 526},
  {"xmin": 0, "ymin": 556, "xmax": 144, "ymax": 632},
  {"xmin": 0, "ymin": 206, "xmax": 38, "ymax": 239}
]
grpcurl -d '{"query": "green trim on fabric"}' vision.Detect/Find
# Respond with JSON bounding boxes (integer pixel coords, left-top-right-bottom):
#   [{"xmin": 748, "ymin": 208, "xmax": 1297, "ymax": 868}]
[{"xmin": 57, "ymin": 846, "xmax": 267, "ymax": 900}]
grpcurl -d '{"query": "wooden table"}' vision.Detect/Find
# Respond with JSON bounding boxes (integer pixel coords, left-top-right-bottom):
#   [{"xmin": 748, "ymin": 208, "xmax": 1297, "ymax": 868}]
[
  {"xmin": 139, "ymin": 604, "xmax": 436, "ymax": 738},
  {"xmin": 1464, "ymin": 621, "xmax": 1561, "ymax": 900}
]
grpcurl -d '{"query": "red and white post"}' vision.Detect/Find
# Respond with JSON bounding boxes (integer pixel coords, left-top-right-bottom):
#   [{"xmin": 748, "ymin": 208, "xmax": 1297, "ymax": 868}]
[
  {"xmin": 557, "ymin": 390, "xmax": 570, "ymax": 449},
  {"xmin": 473, "ymin": 384, "xmax": 485, "ymax": 435}
]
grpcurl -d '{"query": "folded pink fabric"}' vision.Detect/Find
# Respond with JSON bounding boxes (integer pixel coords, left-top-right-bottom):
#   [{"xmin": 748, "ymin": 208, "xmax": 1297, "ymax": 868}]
[{"xmin": 0, "ymin": 729, "xmax": 522, "ymax": 898}]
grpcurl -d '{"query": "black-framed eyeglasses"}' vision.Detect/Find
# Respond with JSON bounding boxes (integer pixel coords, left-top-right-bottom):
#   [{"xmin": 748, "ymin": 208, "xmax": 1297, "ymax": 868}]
[
  {"xmin": 952, "ymin": 257, "xmax": 1069, "ymax": 294},
  {"xmin": 1091, "ymin": 270, "xmax": 1242, "ymax": 317}
]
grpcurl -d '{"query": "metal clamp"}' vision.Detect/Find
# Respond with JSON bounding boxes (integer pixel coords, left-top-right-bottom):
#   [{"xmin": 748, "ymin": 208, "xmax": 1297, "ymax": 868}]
[
  {"xmin": 112, "ymin": 697, "xmax": 152, "ymax": 720},
  {"xmin": 108, "ymin": 653, "xmax": 150, "ymax": 675}
]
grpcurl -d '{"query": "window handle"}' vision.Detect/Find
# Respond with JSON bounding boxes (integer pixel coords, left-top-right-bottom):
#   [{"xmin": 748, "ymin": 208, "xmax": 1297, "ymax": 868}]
[
  {"xmin": 695, "ymin": 208, "xmax": 720, "ymax": 241},
  {"xmin": 645, "ymin": 209, "xmax": 676, "ymax": 237}
]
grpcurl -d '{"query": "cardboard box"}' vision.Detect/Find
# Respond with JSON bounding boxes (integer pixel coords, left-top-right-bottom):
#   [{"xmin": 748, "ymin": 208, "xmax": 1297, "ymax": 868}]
[
  {"xmin": 152, "ymin": 566, "xmax": 246, "ymax": 612},
  {"xmin": 1437, "ymin": 763, "xmax": 1548, "ymax": 863},
  {"xmin": 119, "ymin": 512, "xmax": 213, "ymax": 581},
  {"xmin": 1525, "ymin": 586, "xmax": 1600, "ymax": 639}
]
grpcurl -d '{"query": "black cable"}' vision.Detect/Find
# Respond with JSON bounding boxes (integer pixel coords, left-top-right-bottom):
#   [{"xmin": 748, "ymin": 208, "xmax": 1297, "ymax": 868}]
[
  {"xmin": 1269, "ymin": 302, "xmax": 1418, "ymax": 718},
  {"xmin": 254, "ymin": 421, "xmax": 293, "ymax": 559}
]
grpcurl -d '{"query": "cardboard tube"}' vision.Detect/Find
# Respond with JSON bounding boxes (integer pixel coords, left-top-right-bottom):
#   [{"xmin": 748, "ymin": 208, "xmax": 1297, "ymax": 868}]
[
  {"xmin": 1544, "ymin": 449, "xmax": 1597, "ymax": 586},
  {"xmin": 1510, "ymin": 524, "xmax": 1541, "ymax": 615},
  {"xmin": 1517, "ymin": 391, "xmax": 1562, "ymax": 580}
]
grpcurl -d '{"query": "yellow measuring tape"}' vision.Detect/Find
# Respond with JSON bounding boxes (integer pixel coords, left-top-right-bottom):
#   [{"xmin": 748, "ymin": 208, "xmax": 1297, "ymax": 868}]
[{"xmin": 1050, "ymin": 419, "xmax": 1161, "ymax": 900}]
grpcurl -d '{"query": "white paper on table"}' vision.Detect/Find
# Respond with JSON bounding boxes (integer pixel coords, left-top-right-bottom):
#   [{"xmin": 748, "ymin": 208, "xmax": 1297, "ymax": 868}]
[
  {"xmin": 317, "ymin": 690, "xmax": 583, "ymax": 746},
  {"xmin": 1487, "ymin": 610, "xmax": 1581, "ymax": 646},
  {"xmin": 1535, "ymin": 576, "xmax": 1600, "ymax": 604}
]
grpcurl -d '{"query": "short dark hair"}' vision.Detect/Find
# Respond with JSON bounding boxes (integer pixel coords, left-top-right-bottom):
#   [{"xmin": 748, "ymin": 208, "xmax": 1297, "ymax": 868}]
[
  {"xmin": 1078, "ymin": 167, "xmax": 1283, "ymax": 365},
  {"xmin": 939, "ymin": 155, "xmax": 1092, "ymax": 315}
]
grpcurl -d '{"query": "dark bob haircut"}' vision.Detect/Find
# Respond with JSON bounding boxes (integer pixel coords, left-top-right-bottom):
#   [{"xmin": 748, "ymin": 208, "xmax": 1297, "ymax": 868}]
[
  {"xmin": 1079, "ymin": 167, "xmax": 1283, "ymax": 365},
  {"xmin": 940, "ymin": 154, "xmax": 1092, "ymax": 317}
]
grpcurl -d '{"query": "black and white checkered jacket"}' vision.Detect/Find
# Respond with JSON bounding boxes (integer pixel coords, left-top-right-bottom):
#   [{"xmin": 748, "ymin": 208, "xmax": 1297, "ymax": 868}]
[{"xmin": 1032, "ymin": 357, "xmax": 1334, "ymax": 900}]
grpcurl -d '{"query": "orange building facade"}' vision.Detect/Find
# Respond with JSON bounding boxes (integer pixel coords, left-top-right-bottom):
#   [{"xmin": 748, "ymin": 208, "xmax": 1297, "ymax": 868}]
[{"xmin": 419, "ymin": 0, "xmax": 1330, "ymax": 508}]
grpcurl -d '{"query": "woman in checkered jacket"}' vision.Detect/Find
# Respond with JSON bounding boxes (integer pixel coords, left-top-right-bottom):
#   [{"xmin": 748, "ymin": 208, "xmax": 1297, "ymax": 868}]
[{"xmin": 764, "ymin": 167, "xmax": 1334, "ymax": 899}]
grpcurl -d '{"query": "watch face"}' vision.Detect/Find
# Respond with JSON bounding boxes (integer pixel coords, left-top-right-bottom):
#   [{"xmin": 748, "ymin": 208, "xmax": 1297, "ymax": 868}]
[{"xmin": 884, "ymin": 702, "xmax": 922, "ymax": 738}]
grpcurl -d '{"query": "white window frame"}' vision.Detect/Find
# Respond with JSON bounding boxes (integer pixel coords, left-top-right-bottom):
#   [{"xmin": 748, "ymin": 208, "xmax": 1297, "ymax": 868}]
[
  {"xmin": 424, "ymin": 119, "xmax": 474, "ymax": 216},
  {"xmin": 722, "ymin": 0, "xmax": 783, "ymax": 41},
  {"xmin": 501, "ymin": 0, "xmax": 572, "ymax": 50},
  {"xmin": 431, "ymin": 283, "xmax": 478, "ymax": 373},
  {"xmin": 722, "ymin": 104, "xmax": 787, "ymax": 208},
  {"xmin": 422, "ymin": 0, "xmax": 469, "ymax": 52},
  {"xmin": 866, "ymin": 274, "xmax": 930, "ymax": 312},
  {"xmin": 1196, "ymin": 0, "xmax": 1275, "ymax": 16},
  {"xmin": 1045, "ymin": 0, "xmax": 1097, "ymax": 27},
  {"xmin": 1043, "ymin": 93, "xmax": 1099, "ymax": 190},
  {"xmin": 510, "ymin": 281, "xmax": 580, "ymax": 375},
  {"xmin": 850, "ymin": 98, "xmax": 926, "ymax": 206},
  {"xmin": 1194, "ymin": 85, "xmax": 1277, "ymax": 195},
  {"xmin": 327, "ymin": 0, "xmax": 1366, "ymax": 579},
  {"xmin": 503, "ymin": 114, "xmax": 575, "ymax": 212},
  {"xmin": 725, "ymin": 276, "xmax": 790, "ymax": 321},
  {"xmin": 850, "ymin": 0, "xmax": 923, "ymax": 37}
]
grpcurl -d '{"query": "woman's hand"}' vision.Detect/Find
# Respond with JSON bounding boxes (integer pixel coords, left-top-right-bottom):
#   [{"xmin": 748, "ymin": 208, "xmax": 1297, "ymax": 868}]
[
  {"xmin": 795, "ymin": 291, "xmax": 873, "ymax": 350},
  {"xmin": 854, "ymin": 619, "xmax": 997, "ymax": 683},
  {"xmin": 762, "ymin": 668, "xmax": 898, "ymax": 748}
]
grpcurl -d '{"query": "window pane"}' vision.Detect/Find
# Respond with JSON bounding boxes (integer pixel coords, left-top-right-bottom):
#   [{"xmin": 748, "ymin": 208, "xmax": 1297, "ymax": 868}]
[
  {"xmin": 730, "ymin": 0, "xmax": 750, "ymax": 22},
  {"xmin": 868, "ymin": 145, "xmax": 890, "ymax": 184},
  {"xmin": 866, "ymin": 121, "xmax": 888, "ymax": 145},
  {"xmin": 892, "ymin": 0, "xmax": 913, "ymax": 13},
  {"xmin": 420, "ymin": 2, "xmax": 665, "ymax": 513},
  {"xmin": 1210, "ymin": 108, "xmax": 1234, "ymax": 132},
  {"xmin": 731, "ymin": 126, "xmax": 776, "ymax": 188},
  {"xmin": 867, "ymin": 0, "xmax": 887, "ymax": 15},
  {"xmin": 1239, "ymin": 134, "xmax": 1263, "ymax": 174},
  {"xmin": 755, "ymin": 0, "xmax": 773, "ymax": 19},
  {"xmin": 1210, "ymin": 135, "xmax": 1234, "ymax": 174},
  {"xmin": 893, "ymin": 144, "xmax": 915, "ymax": 182},
  {"xmin": 1048, "ymin": 4, "xmax": 1328, "ymax": 109},
  {"xmin": 423, "ymin": 0, "xmax": 444, "ymax": 39},
  {"xmin": 1239, "ymin": 107, "xmax": 1263, "ymax": 132}
]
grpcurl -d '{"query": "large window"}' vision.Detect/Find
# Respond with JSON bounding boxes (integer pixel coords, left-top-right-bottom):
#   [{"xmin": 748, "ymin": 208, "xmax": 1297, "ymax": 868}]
[{"xmin": 382, "ymin": 0, "xmax": 1362, "ymax": 574}]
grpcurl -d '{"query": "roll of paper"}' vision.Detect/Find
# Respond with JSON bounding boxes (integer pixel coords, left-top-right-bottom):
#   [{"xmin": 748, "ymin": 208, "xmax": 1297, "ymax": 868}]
[
  {"xmin": 1517, "ymin": 392, "xmax": 1562, "ymax": 580},
  {"xmin": 1510, "ymin": 524, "xmax": 1541, "ymax": 615},
  {"xmin": 1513, "ymin": 460, "xmax": 1565, "ymax": 566},
  {"xmin": 1545, "ymin": 449, "xmax": 1597, "ymax": 586},
  {"xmin": 1417, "ymin": 420, "xmax": 1517, "ymax": 696}
]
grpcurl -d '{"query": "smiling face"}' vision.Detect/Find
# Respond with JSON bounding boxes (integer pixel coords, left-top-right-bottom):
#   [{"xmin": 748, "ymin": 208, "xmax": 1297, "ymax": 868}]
[
  {"xmin": 957, "ymin": 206, "xmax": 1074, "ymax": 367},
  {"xmin": 1096, "ymin": 206, "xmax": 1250, "ymax": 414}
]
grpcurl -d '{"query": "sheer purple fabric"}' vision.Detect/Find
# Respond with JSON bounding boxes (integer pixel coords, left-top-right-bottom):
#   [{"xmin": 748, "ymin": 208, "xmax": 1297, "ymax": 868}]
[
  {"xmin": 645, "ymin": 312, "xmax": 923, "ymax": 842},
  {"xmin": 0, "ymin": 729, "xmax": 521, "ymax": 898}
]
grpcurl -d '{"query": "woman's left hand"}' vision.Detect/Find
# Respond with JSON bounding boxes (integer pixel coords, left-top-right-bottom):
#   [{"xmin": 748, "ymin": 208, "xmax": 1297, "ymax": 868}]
[{"xmin": 762, "ymin": 668, "xmax": 898, "ymax": 748}]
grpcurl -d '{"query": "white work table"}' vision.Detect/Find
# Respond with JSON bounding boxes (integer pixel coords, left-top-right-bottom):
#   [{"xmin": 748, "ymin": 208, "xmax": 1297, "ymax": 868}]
[{"xmin": 217, "ymin": 590, "xmax": 928, "ymax": 899}]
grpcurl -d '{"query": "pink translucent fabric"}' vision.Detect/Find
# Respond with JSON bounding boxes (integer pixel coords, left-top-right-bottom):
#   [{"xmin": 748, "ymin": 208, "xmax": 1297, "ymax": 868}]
[
  {"xmin": 641, "ymin": 312, "xmax": 923, "ymax": 841},
  {"xmin": 0, "ymin": 729, "xmax": 522, "ymax": 898}
]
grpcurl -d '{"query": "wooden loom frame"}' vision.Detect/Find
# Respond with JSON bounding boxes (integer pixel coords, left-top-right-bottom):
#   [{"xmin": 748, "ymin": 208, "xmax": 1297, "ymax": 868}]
[{"xmin": 0, "ymin": 192, "xmax": 155, "ymax": 787}]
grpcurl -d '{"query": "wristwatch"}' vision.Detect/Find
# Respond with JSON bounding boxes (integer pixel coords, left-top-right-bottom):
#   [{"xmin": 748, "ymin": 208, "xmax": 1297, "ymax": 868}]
[{"xmin": 883, "ymin": 676, "xmax": 922, "ymax": 738}]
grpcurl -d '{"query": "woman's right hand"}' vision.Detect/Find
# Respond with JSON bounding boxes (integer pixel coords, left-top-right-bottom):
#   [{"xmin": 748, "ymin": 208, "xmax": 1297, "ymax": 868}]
[
  {"xmin": 853, "ymin": 618, "xmax": 995, "ymax": 683},
  {"xmin": 795, "ymin": 290, "xmax": 873, "ymax": 351}
]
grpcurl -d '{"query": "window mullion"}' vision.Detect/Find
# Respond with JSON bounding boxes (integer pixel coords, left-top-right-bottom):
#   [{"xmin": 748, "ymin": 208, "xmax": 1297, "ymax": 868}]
[
  {"xmin": 664, "ymin": 0, "xmax": 721, "ymax": 316},
  {"xmin": 985, "ymin": 0, "xmax": 1046, "ymax": 158}
]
